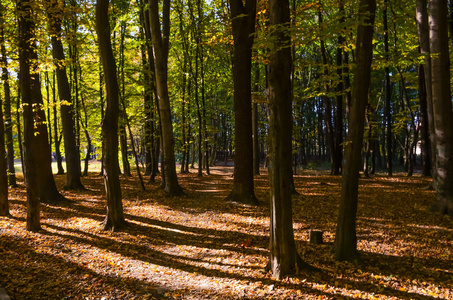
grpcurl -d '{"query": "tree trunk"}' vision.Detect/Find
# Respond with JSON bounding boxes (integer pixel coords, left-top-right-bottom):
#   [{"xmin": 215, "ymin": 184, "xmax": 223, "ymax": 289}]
[
  {"xmin": 253, "ymin": 62, "xmax": 260, "ymax": 175},
  {"xmin": 52, "ymin": 71, "xmax": 65, "ymax": 175},
  {"xmin": 383, "ymin": 0, "xmax": 393, "ymax": 176},
  {"xmin": 96, "ymin": 0, "xmax": 126, "ymax": 231},
  {"xmin": 429, "ymin": 0, "xmax": 453, "ymax": 215},
  {"xmin": 0, "ymin": 16, "xmax": 7, "ymax": 214},
  {"xmin": 18, "ymin": 0, "xmax": 43, "ymax": 231},
  {"xmin": 334, "ymin": 0, "xmax": 376, "ymax": 262},
  {"xmin": 46, "ymin": 0, "xmax": 84, "ymax": 190},
  {"xmin": 148, "ymin": 0, "xmax": 183, "ymax": 195},
  {"xmin": 226, "ymin": 0, "xmax": 258, "ymax": 205},
  {"xmin": 0, "ymin": 12, "xmax": 16, "ymax": 188},
  {"xmin": 267, "ymin": 0, "xmax": 309, "ymax": 279},
  {"xmin": 418, "ymin": 65, "xmax": 432, "ymax": 176},
  {"xmin": 417, "ymin": 0, "xmax": 437, "ymax": 183}
]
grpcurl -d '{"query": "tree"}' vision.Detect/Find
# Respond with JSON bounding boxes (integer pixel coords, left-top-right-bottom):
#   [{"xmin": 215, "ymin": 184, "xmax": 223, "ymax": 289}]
[
  {"xmin": 226, "ymin": 0, "xmax": 258, "ymax": 205},
  {"xmin": 96, "ymin": 0, "xmax": 126, "ymax": 231},
  {"xmin": 334, "ymin": 0, "xmax": 376, "ymax": 262},
  {"xmin": 384, "ymin": 0, "xmax": 393, "ymax": 177},
  {"xmin": 0, "ymin": 34, "xmax": 7, "ymax": 215},
  {"xmin": 267, "ymin": 0, "xmax": 309, "ymax": 279},
  {"xmin": 148, "ymin": 0, "xmax": 183, "ymax": 195},
  {"xmin": 429, "ymin": 0, "xmax": 453, "ymax": 215},
  {"xmin": 46, "ymin": 0, "xmax": 84, "ymax": 190},
  {"xmin": 17, "ymin": 1, "xmax": 66, "ymax": 205},
  {"xmin": 0, "ymin": 3, "xmax": 17, "ymax": 188},
  {"xmin": 18, "ymin": 0, "xmax": 43, "ymax": 231}
]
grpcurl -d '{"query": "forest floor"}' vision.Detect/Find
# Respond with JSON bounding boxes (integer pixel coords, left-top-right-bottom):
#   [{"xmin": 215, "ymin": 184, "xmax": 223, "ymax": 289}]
[{"xmin": 0, "ymin": 165, "xmax": 452, "ymax": 299}]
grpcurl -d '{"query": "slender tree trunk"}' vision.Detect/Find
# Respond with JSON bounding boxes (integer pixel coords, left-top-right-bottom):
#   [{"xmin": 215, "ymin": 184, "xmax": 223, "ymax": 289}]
[
  {"xmin": 334, "ymin": 0, "xmax": 376, "ymax": 262},
  {"xmin": 384, "ymin": 0, "xmax": 393, "ymax": 176},
  {"xmin": 226, "ymin": 0, "xmax": 258, "ymax": 205},
  {"xmin": 148, "ymin": 0, "xmax": 183, "ymax": 195},
  {"xmin": 0, "ymin": 21, "xmax": 7, "ymax": 214},
  {"xmin": 253, "ymin": 62, "xmax": 260, "ymax": 175},
  {"xmin": 96, "ymin": 0, "xmax": 126, "ymax": 231},
  {"xmin": 418, "ymin": 65, "xmax": 431, "ymax": 176},
  {"xmin": 0, "ymin": 12, "xmax": 16, "ymax": 187},
  {"xmin": 429, "ymin": 0, "xmax": 453, "ymax": 215},
  {"xmin": 52, "ymin": 71, "xmax": 65, "ymax": 175},
  {"xmin": 46, "ymin": 0, "xmax": 84, "ymax": 190}
]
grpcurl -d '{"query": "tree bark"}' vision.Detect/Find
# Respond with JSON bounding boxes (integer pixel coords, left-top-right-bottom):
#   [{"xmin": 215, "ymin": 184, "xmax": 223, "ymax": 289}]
[
  {"xmin": 18, "ymin": 0, "xmax": 42, "ymax": 231},
  {"xmin": 417, "ymin": 0, "xmax": 437, "ymax": 183},
  {"xmin": 429, "ymin": 0, "xmax": 453, "ymax": 215},
  {"xmin": 148, "ymin": 0, "xmax": 183, "ymax": 195},
  {"xmin": 384, "ymin": 0, "xmax": 393, "ymax": 176},
  {"xmin": 1, "ymin": 10, "xmax": 16, "ymax": 188},
  {"xmin": 226, "ymin": 0, "xmax": 258, "ymax": 205},
  {"xmin": 0, "ymin": 15, "xmax": 7, "ymax": 214},
  {"xmin": 334, "ymin": 0, "xmax": 376, "ymax": 262},
  {"xmin": 46, "ymin": 0, "xmax": 84, "ymax": 190},
  {"xmin": 96, "ymin": 0, "xmax": 126, "ymax": 231},
  {"xmin": 267, "ymin": 0, "xmax": 311, "ymax": 279}
]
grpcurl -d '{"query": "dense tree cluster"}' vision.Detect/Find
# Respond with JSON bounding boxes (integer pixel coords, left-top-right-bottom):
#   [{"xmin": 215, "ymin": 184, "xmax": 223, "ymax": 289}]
[{"xmin": 0, "ymin": 0, "xmax": 452, "ymax": 279}]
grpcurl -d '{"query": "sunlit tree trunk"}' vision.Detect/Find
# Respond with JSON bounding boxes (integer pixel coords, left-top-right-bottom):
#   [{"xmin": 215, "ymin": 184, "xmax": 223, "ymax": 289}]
[
  {"xmin": 226, "ymin": 0, "xmax": 258, "ymax": 205},
  {"xmin": 334, "ymin": 0, "xmax": 376, "ymax": 262},
  {"xmin": 429, "ymin": 0, "xmax": 453, "ymax": 215},
  {"xmin": 96, "ymin": 0, "xmax": 126, "ymax": 231}
]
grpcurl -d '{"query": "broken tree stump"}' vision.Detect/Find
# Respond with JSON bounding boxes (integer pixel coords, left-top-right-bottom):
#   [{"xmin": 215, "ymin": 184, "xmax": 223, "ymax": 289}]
[{"xmin": 310, "ymin": 230, "xmax": 324, "ymax": 244}]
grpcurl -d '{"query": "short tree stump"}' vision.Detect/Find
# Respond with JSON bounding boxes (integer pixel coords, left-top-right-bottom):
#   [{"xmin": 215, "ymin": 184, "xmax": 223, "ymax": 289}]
[{"xmin": 309, "ymin": 230, "xmax": 324, "ymax": 244}]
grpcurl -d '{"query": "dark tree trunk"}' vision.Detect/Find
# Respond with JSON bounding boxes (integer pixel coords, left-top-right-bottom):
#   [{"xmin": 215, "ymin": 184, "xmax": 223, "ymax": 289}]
[
  {"xmin": 267, "ymin": 0, "xmax": 309, "ymax": 279},
  {"xmin": 384, "ymin": 0, "xmax": 393, "ymax": 176},
  {"xmin": 0, "ymin": 11, "xmax": 7, "ymax": 214},
  {"xmin": 417, "ymin": 0, "xmax": 437, "ymax": 183},
  {"xmin": 46, "ymin": 0, "xmax": 84, "ymax": 190},
  {"xmin": 148, "ymin": 0, "xmax": 183, "ymax": 195},
  {"xmin": 226, "ymin": 0, "xmax": 258, "ymax": 205},
  {"xmin": 418, "ymin": 65, "xmax": 432, "ymax": 176},
  {"xmin": 0, "ymin": 11, "xmax": 16, "ymax": 188},
  {"xmin": 18, "ymin": 0, "xmax": 43, "ymax": 231},
  {"xmin": 52, "ymin": 71, "xmax": 65, "ymax": 175},
  {"xmin": 253, "ymin": 61, "xmax": 260, "ymax": 175},
  {"xmin": 96, "ymin": 0, "xmax": 126, "ymax": 231},
  {"xmin": 429, "ymin": 0, "xmax": 453, "ymax": 215},
  {"xmin": 334, "ymin": 0, "xmax": 376, "ymax": 262}
]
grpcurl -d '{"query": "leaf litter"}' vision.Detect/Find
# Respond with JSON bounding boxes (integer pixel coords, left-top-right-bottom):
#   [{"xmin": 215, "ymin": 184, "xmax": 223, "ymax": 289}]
[{"xmin": 0, "ymin": 166, "xmax": 452, "ymax": 299}]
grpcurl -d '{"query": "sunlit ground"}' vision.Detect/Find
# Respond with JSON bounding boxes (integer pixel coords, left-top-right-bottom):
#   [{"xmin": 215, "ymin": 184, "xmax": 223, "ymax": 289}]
[{"xmin": 1, "ymin": 165, "xmax": 452, "ymax": 299}]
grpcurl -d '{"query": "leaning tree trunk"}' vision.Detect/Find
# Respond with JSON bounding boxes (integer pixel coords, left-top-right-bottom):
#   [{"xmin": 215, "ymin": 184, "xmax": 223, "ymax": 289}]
[
  {"xmin": 96, "ymin": 0, "xmax": 126, "ymax": 231},
  {"xmin": 46, "ymin": 0, "xmax": 84, "ymax": 190},
  {"xmin": 267, "ymin": 0, "xmax": 310, "ymax": 279},
  {"xmin": 429, "ymin": 0, "xmax": 453, "ymax": 215},
  {"xmin": 334, "ymin": 0, "xmax": 376, "ymax": 262},
  {"xmin": 226, "ymin": 0, "xmax": 258, "ymax": 205}
]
